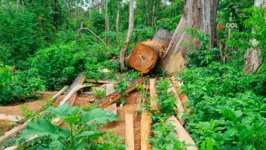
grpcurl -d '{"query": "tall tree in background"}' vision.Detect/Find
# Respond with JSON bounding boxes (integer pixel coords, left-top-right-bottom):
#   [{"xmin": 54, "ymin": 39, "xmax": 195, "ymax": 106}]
[
  {"xmin": 244, "ymin": 0, "xmax": 266, "ymax": 73},
  {"xmin": 105, "ymin": 0, "xmax": 110, "ymax": 46},
  {"xmin": 120, "ymin": 0, "xmax": 134, "ymax": 71},
  {"xmin": 161, "ymin": 0, "xmax": 219, "ymax": 74}
]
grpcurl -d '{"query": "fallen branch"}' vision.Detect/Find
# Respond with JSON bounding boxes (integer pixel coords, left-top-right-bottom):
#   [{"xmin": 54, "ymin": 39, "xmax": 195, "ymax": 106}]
[
  {"xmin": 78, "ymin": 22, "xmax": 105, "ymax": 45},
  {"xmin": 94, "ymin": 77, "xmax": 146, "ymax": 108}
]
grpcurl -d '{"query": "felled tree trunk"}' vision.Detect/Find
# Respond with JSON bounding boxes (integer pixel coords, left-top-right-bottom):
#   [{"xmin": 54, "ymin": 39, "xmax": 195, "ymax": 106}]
[
  {"xmin": 161, "ymin": 0, "xmax": 219, "ymax": 75},
  {"xmin": 244, "ymin": 0, "xmax": 265, "ymax": 74},
  {"xmin": 127, "ymin": 29, "xmax": 172, "ymax": 74}
]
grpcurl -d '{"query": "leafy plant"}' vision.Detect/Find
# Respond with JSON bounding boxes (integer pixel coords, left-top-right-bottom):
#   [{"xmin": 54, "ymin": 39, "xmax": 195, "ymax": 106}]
[
  {"xmin": 156, "ymin": 78, "xmax": 177, "ymax": 115},
  {"xmin": 149, "ymin": 116, "xmax": 187, "ymax": 150},
  {"xmin": 30, "ymin": 42, "xmax": 86, "ymax": 90},
  {"xmin": 0, "ymin": 63, "xmax": 45, "ymax": 105},
  {"xmin": 93, "ymin": 89, "xmax": 106, "ymax": 99},
  {"xmin": 185, "ymin": 29, "xmax": 220, "ymax": 68},
  {"xmin": 16, "ymin": 104, "xmax": 125, "ymax": 149},
  {"xmin": 178, "ymin": 61, "xmax": 266, "ymax": 149}
]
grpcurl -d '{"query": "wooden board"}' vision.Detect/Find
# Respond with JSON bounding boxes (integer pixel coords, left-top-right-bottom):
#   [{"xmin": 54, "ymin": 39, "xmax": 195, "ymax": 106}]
[
  {"xmin": 95, "ymin": 77, "xmax": 146, "ymax": 108},
  {"xmin": 149, "ymin": 78, "xmax": 159, "ymax": 113},
  {"xmin": 86, "ymin": 79, "xmax": 117, "ymax": 84},
  {"xmin": 125, "ymin": 113, "xmax": 134, "ymax": 150},
  {"xmin": 167, "ymin": 116, "xmax": 198, "ymax": 150},
  {"xmin": 141, "ymin": 112, "xmax": 152, "ymax": 150},
  {"xmin": 0, "ymin": 114, "xmax": 23, "ymax": 122},
  {"xmin": 105, "ymin": 84, "xmax": 117, "ymax": 114},
  {"xmin": 170, "ymin": 77, "xmax": 188, "ymax": 111},
  {"xmin": 168, "ymin": 85, "xmax": 185, "ymax": 125}
]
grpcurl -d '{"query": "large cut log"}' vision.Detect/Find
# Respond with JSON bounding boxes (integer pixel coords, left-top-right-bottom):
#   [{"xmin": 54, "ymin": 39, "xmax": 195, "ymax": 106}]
[
  {"xmin": 127, "ymin": 29, "xmax": 172, "ymax": 74},
  {"xmin": 128, "ymin": 40, "xmax": 166, "ymax": 74},
  {"xmin": 167, "ymin": 116, "xmax": 198, "ymax": 150},
  {"xmin": 141, "ymin": 112, "xmax": 152, "ymax": 150}
]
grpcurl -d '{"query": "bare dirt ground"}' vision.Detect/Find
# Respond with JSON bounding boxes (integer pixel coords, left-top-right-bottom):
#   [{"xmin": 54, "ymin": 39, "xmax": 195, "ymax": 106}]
[{"xmin": 0, "ymin": 90, "xmax": 142, "ymax": 149}]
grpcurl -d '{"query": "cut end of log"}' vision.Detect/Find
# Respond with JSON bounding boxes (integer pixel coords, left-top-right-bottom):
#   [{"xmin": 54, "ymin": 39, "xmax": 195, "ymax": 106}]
[{"xmin": 128, "ymin": 41, "xmax": 166, "ymax": 74}]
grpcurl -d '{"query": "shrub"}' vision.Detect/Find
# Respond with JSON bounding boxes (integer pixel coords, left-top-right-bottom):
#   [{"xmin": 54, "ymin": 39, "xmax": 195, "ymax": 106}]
[
  {"xmin": 0, "ymin": 63, "xmax": 45, "ymax": 105},
  {"xmin": 16, "ymin": 105, "xmax": 125, "ymax": 149},
  {"xmin": 185, "ymin": 29, "xmax": 220, "ymax": 68},
  {"xmin": 31, "ymin": 42, "xmax": 86, "ymax": 90},
  {"xmin": 179, "ymin": 61, "xmax": 266, "ymax": 149}
]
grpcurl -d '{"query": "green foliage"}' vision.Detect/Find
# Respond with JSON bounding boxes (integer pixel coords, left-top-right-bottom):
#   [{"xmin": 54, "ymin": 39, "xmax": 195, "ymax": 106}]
[
  {"xmin": 0, "ymin": 8, "xmax": 44, "ymax": 69},
  {"xmin": 150, "ymin": 117, "xmax": 187, "ymax": 150},
  {"xmin": 16, "ymin": 104, "xmax": 125, "ymax": 149},
  {"xmin": 230, "ymin": 7, "xmax": 266, "ymax": 73},
  {"xmin": 185, "ymin": 29, "xmax": 220, "ymax": 68},
  {"xmin": 93, "ymin": 89, "xmax": 106, "ymax": 99},
  {"xmin": 179, "ymin": 61, "xmax": 266, "ymax": 149},
  {"xmin": 0, "ymin": 63, "xmax": 45, "ymax": 105},
  {"xmin": 156, "ymin": 78, "xmax": 177, "ymax": 115},
  {"xmin": 31, "ymin": 42, "xmax": 86, "ymax": 90}
]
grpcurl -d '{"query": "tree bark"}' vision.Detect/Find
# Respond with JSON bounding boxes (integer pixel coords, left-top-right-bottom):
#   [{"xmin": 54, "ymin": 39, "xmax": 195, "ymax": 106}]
[
  {"xmin": 116, "ymin": 9, "xmax": 120, "ymax": 43},
  {"xmin": 105, "ymin": 0, "xmax": 110, "ymax": 46},
  {"xmin": 120, "ymin": 0, "xmax": 134, "ymax": 71},
  {"xmin": 160, "ymin": 0, "xmax": 219, "ymax": 75},
  {"xmin": 244, "ymin": 0, "xmax": 265, "ymax": 74},
  {"xmin": 152, "ymin": 0, "xmax": 156, "ymax": 28}
]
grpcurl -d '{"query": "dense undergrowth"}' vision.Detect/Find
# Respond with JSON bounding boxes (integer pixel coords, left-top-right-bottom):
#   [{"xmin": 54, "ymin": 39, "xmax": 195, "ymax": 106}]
[
  {"xmin": 179, "ymin": 62, "xmax": 266, "ymax": 149},
  {"xmin": 177, "ymin": 7, "xmax": 266, "ymax": 149}
]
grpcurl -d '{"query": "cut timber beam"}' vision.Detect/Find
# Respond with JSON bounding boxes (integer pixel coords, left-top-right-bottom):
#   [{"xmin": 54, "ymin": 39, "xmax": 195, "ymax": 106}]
[
  {"xmin": 0, "ymin": 85, "xmax": 69, "ymax": 148},
  {"xmin": 0, "ymin": 114, "xmax": 23, "ymax": 122},
  {"xmin": 170, "ymin": 77, "xmax": 188, "ymax": 111},
  {"xmin": 59, "ymin": 85, "xmax": 91, "ymax": 106},
  {"xmin": 95, "ymin": 77, "xmax": 146, "ymax": 108},
  {"xmin": 86, "ymin": 79, "xmax": 117, "ymax": 84},
  {"xmin": 105, "ymin": 84, "xmax": 117, "ymax": 114},
  {"xmin": 167, "ymin": 116, "xmax": 198, "ymax": 150},
  {"xmin": 168, "ymin": 83, "xmax": 185, "ymax": 125},
  {"xmin": 125, "ymin": 114, "xmax": 134, "ymax": 150},
  {"xmin": 141, "ymin": 112, "xmax": 152, "ymax": 150},
  {"xmin": 65, "ymin": 73, "xmax": 86, "ymax": 106},
  {"xmin": 149, "ymin": 78, "xmax": 159, "ymax": 113}
]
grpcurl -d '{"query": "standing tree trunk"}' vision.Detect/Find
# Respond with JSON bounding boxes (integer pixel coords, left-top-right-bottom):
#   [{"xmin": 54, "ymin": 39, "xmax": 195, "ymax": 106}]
[
  {"xmin": 144, "ymin": 0, "xmax": 149, "ymax": 26},
  {"xmin": 151, "ymin": 0, "xmax": 156, "ymax": 28},
  {"xmin": 120, "ymin": 0, "xmax": 134, "ymax": 71},
  {"xmin": 244, "ymin": 0, "xmax": 265, "ymax": 74},
  {"xmin": 160, "ymin": 0, "xmax": 219, "ymax": 75},
  {"xmin": 105, "ymin": 0, "xmax": 110, "ymax": 46},
  {"xmin": 116, "ymin": 9, "xmax": 120, "ymax": 43}
]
